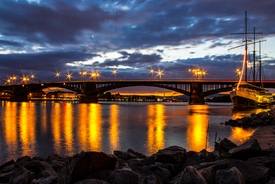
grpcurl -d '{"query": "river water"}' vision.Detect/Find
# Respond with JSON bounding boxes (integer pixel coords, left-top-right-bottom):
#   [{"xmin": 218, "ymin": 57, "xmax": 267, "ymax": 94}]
[{"xmin": 0, "ymin": 101, "xmax": 271, "ymax": 164}]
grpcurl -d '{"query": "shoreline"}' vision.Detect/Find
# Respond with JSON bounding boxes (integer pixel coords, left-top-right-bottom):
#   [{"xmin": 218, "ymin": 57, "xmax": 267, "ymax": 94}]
[{"xmin": 248, "ymin": 124, "xmax": 275, "ymax": 149}]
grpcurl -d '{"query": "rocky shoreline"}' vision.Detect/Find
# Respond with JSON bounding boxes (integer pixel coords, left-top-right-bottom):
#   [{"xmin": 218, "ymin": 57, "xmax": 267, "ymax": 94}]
[
  {"xmin": 1, "ymin": 109, "xmax": 275, "ymax": 184},
  {"xmin": 0, "ymin": 137, "xmax": 274, "ymax": 184}
]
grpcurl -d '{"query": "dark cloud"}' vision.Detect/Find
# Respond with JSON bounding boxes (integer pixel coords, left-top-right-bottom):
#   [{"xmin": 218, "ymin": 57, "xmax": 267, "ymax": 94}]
[
  {"xmin": 0, "ymin": 51, "xmax": 98, "ymax": 72},
  {"xmin": 91, "ymin": 52, "xmax": 162, "ymax": 68},
  {"xmin": 0, "ymin": 40, "xmax": 22, "ymax": 47}
]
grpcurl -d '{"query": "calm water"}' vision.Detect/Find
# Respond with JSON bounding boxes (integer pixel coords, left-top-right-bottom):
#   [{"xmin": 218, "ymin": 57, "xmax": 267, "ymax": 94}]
[{"xmin": 0, "ymin": 101, "xmax": 271, "ymax": 164}]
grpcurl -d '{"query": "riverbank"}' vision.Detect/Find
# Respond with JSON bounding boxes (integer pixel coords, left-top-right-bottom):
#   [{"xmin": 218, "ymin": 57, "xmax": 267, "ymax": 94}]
[
  {"xmin": 248, "ymin": 125, "xmax": 275, "ymax": 150},
  {"xmin": 0, "ymin": 137, "xmax": 274, "ymax": 184}
]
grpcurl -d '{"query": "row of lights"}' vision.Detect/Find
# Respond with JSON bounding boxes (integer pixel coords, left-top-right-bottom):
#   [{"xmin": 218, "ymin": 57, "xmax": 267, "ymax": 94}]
[
  {"xmin": 6, "ymin": 68, "xmax": 246, "ymax": 85},
  {"xmin": 5, "ymin": 75, "xmax": 35, "ymax": 84}
]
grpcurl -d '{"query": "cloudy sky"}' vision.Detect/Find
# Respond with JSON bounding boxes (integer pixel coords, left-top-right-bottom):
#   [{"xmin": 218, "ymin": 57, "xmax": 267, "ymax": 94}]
[{"xmin": 0, "ymin": 0, "xmax": 275, "ymax": 87}]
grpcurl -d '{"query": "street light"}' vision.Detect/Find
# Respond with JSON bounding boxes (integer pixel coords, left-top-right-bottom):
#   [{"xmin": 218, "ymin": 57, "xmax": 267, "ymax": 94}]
[
  {"xmin": 188, "ymin": 67, "xmax": 206, "ymax": 80},
  {"xmin": 150, "ymin": 69, "xmax": 154, "ymax": 80},
  {"xmin": 55, "ymin": 72, "xmax": 60, "ymax": 81},
  {"xmin": 91, "ymin": 72, "xmax": 100, "ymax": 80},
  {"xmin": 66, "ymin": 74, "xmax": 72, "ymax": 81},
  {"xmin": 112, "ymin": 69, "xmax": 117, "ymax": 80},
  {"xmin": 236, "ymin": 69, "xmax": 242, "ymax": 81},
  {"xmin": 12, "ymin": 76, "xmax": 17, "ymax": 84},
  {"xmin": 157, "ymin": 70, "xmax": 162, "ymax": 80},
  {"xmin": 31, "ymin": 75, "xmax": 35, "ymax": 82},
  {"xmin": 79, "ymin": 71, "xmax": 87, "ymax": 81}
]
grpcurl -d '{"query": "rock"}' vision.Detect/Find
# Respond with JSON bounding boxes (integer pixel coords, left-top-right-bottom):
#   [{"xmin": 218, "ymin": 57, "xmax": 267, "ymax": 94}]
[
  {"xmin": 266, "ymin": 180, "xmax": 275, "ymax": 184},
  {"xmin": 58, "ymin": 151, "xmax": 116, "ymax": 184},
  {"xmin": 217, "ymin": 138, "xmax": 237, "ymax": 152},
  {"xmin": 195, "ymin": 159, "xmax": 229, "ymax": 184},
  {"xmin": 126, "ymin": 149, "xmax": 147, "ymax": 159},
  {"xmin": 179, "ymin": 166, "xmax": 207, "ymax": 184},
  {"xmin": 114, "ymin": 150, "xmax": 127, "ymax": 160},
  {"xmin": 87, "ymin": 170, "xmax": 113, "ymax": 182},
  {"xmin": 130, "ymin": 164, "xmax": 172, "ymax": 183},
  {"xmin": 109, "ymin": 169, "xmax": 141, "ymax": 184},
  {"xmin": 228, "ymin": 159, "xmax": 270, "ymax": 184},
  {"xmin": 0, "ymin": 159, "xmax": 16, "ymax": 172},
  {"xmin": 36, "ymin": 161, "xmax": 58, "ymax": 179},
  {"xmin": 31, "ymin": 176, "xmax": 60, "ymax": 184},
  {"xmin": 251, "ymin": 118, "xmax": 264, "ymax": 125},
  {"xmin": 0, "ymin": 165, "xmax": 25, "ymax": 183},
  {"xmin": 229, "ymin": 139, "xmax": 262, "ymax": 160},
  {"xmin": 215, "ymin": 167, "xmax": 245, "ymax": 184},
  {"xmin": 143, "ymin": 175, "xmax": 163, "ymax": 184},
  {"xmin": 154, "ymin": 146, "xmax": 187, "ymax": 163},
  {"xmin": 11, "ymin": 169, "xmax": 35, "ymax": 184},
  {"xmin": 263, "ymin": 147, "xmax": 275, "ymax": 157},
  {"xmin": 74, "ymin": 179, "xmax": 110, "ymax": 184}
]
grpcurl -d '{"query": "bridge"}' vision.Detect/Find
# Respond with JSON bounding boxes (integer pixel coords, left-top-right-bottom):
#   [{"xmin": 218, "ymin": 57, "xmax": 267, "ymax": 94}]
[{"xmin": 1, "ymin": 80, "xmax": 275, "ymax": 104}]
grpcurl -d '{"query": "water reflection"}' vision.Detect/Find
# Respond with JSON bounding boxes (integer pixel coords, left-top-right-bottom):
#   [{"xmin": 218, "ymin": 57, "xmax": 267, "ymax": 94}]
[
  {"xmin": 88, "ymin": 104, "xmax": 102, "ymax": 151},
  {"xmin": 147, "ymin": 104, "xmax": 166, "ymax": 154},
  {"xmin": 19, "ymin": 102, "xmax": 36, "ymax": 156},
  {"xmin": 51, "ymin": 103, "xmax": 62, "ymax": 154},
  {"xmin": 109, "ymin": 105, "xmax": 120, "ymax": 151},
  {"xmin": 230, "ymin": 127, "xmax": 255, "ymax": 144},
  {"xmin": 63, "ymin": 103, "xmax": 73, "ymax": 155},
  {"xmin": 187, "ymin": 105, "xmax": 210, "ymax": 152},
  {"xmin": 4, "ymin": 102, "xmax": 18, "ymax": 160}
]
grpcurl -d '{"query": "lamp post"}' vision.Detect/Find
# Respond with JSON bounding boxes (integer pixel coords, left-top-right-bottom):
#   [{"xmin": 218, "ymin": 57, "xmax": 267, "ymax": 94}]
[
  {"xmin": 150, "ymin": 69, "xmax": 154, "ymax": 80},
  {"xmin": 112, "ymin": 69, "xmax": 117, "ymax": 80},
  {"xmin": 67, "ymin": 74, "xmax": 72, "ymax": 81},
  {"xmin": 188, "ymin": 67, "xmax": 206, "ymax": 80},
  {"xmin": 79, "ymin": 71, "xmax": 87, "ymax": 81},
  {"xmin": 55, "ymin": 72, "xmax": 60, "ymax": 81},
  {"xmin": 236, "ymin": 69, "xmax": 241, "ymax": 81},
  {"xmin": 157, "ymin": 70, "xmax": 162, "ymax": 80},
  {"xmin": 31, "ymin": 75, "xmax": 35, "ymax": 82}
]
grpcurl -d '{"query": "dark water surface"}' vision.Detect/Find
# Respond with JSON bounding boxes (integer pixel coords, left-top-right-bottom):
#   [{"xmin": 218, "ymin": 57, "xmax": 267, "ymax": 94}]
[{"xmin": 0, "ymin": 101, "xmax": 271, "ymax": 164}]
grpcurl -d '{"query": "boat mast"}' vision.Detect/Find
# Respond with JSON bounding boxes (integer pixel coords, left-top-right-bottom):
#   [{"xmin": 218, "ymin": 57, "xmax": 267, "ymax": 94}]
[
  {"xmin": 245, "ymin": 11, "xmax": 248, "ymax": 82},
  {"xmin": 253, "ymin": 27, "xmax": 255, "ymax": 85}
]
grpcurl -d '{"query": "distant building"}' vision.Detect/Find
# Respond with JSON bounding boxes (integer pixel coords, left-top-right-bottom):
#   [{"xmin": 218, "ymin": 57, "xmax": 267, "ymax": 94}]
[{"xmin": 46, "ymin": 91, "xmax": 78, "ymax": 99}]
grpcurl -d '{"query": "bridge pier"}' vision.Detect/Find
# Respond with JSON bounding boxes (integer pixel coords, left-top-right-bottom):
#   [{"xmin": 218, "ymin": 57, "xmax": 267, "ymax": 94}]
[
  {"xmin": 9, "ymin": 85, "xmax": 29, "ymax": 102},
  {"xmin": 79, "ymin": 82, "xmax": 98, "ymax": 103},
  {"xmin": 10, "ymin": 95, "xmax": 29, "ymax": 102},
  {"xmin": 189, "ymin": 83, "xmax": 205, "ymax": 105}
]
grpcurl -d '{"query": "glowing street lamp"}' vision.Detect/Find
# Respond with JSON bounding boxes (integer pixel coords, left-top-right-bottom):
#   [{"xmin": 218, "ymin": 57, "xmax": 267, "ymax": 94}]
[
  {"xmin": 22, "ymin": 76, "xmax": 29, "ymax": 84},
  {"xmin": 236, "ymin": 69, "xmax": 242, "ymax": 81},
  {"xmin": 112, "ymin": 69, "xmax": 117, "ymax": 80},
  {"xmin": 55, "ymin": 72, "xmax": 60, "ymax": 81},
  {"xmin": 31, "ymin": 74, "xmax": 35, "ymax": 82},
  {"xmin": 150, "ymin": 69, "xmax": 154, "ymax": 80},
  {"xmin": 6, "ymin": 79, "xmax": 11, "ymax": 84},
  {"xmin": 91, "ymin": 72, "xmax": 100, "ymax": 80},
  {"xmin": 66, "ymin": 74, "xmax": 72, "ymax": 81},
  {"xmin": 79, "ymin": 71, "xmax": 87, "ymax": 81},
  {"xmin": 12, "ymin": 76, "xmax": 17, "ymax": 84},
  {"xmin": 189, "ymin": 67, "xmax": 206, "ymax": 80},
  {"xmin": 157, "ymin": 70, "xmax": 162, "ymax": 80}
]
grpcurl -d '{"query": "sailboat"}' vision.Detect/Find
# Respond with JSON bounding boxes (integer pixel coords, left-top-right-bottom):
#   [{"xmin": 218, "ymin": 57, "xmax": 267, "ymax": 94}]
[{"xmin": 229, "ymin": 11, "xmax": 273, "ymax": 108}]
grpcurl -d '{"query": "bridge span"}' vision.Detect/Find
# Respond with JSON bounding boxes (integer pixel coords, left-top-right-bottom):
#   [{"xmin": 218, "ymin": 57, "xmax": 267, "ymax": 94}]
[{"xmin": 1, "ymin": 80, "xmax": 275, "ymax": 104}]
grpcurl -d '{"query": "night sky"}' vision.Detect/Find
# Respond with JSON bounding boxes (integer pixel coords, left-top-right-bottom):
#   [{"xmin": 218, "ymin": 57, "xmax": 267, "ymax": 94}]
[{"xmin": 0, "ymin": 0, "xmax": 275, "ymax": 89}]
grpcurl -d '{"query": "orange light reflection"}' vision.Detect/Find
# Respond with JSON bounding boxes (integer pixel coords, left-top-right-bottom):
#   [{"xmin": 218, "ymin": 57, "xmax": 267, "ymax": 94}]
[
  {"xmin": 4, "ymin": 102, "xmax": 18, "ymax": 160},
  {"xmin": 63, "ymin": 103, "xmax": 73, "ymax": 155},
  {"xmin": 230, "ymin": 127, "xmax": 255, "ymax": 144},
  {"xmin": 19, "ymin": 102, "xmax": 36, "ymax": 156},
  {"xmin": 109, "ymin": 104, "xmax": 120, "ymax": 151},
  {"xmin": 51, "ymin": 103, "xmax": 62, "ymax": 155},
  {"xmin": 88, "ymin": 104, "xmax": 102, "ymax": 151},
  {"xmin": 187, "ymin": 105, "xmax": 210, "ymax": 152},
  {"xmin": 147, "ymin": 104, "xmax": 166, "ymax": 155}
]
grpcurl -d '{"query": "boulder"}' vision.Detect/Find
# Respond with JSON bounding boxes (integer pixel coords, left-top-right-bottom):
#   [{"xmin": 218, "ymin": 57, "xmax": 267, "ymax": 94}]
[
  {"xmin": 58, "ymin": 151, "xmax": 116, "ymax": 184},
  {"xmin": 179, "ymin": 166, "xmax": 207, "ymax": 184},
  {"xmin": 0, "ymin": 159, "xmax": 16, "ymax": 172},
  {"xmin": 126, "ymin": 149, "xmax": 147, "ymax": 159},
  {"xmin": 218, "ymin": 138, "xmax": 238, "ymax": 152},
  {"xmin": 31, "ymin": 176, "xmax": 58, "ymax": 184},
  {"xmin": 74, "ymin": 179, "xmax": 110, "ymax": 184},
  {"xmin": 229, "ymin": 139, "xmax": 262, "ymax": 160},
  {"xmin": 143, "ymin": 175, "xmax": 163, "ymax": 184},
  {"xmin": 154, "ymin": 146, "xmax": 187, "ymax": 163},
  {"xmin": 0, "ymin": 165, "xmax": 26, "ymax": 183},
  {"xmin": 114, "ymin": 150, "xmax": 127, "ymax": 160},
  {"xmin": 109, "ymin": 169, "xmax": 141, "ymax": 184},
  {"xmin": 11, "ymin": 169, "xmax": 35, "ymax": 184},
  {"xmin": 215, "ymin": 167, "xmax": 245, "ymax": 184},
  {"xmin": 195, "ymin": 159, "xmax": 229, "ymax": 184},
  {"xmin": 228, "ymin": 159, "xmax": 270, "ymax": 184}
]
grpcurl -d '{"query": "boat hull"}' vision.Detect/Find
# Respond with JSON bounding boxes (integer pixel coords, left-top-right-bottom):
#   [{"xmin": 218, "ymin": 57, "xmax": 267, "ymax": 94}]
[{"xmin": 230, "ymin": 90, "xmax": 272, "ymax": 108}]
